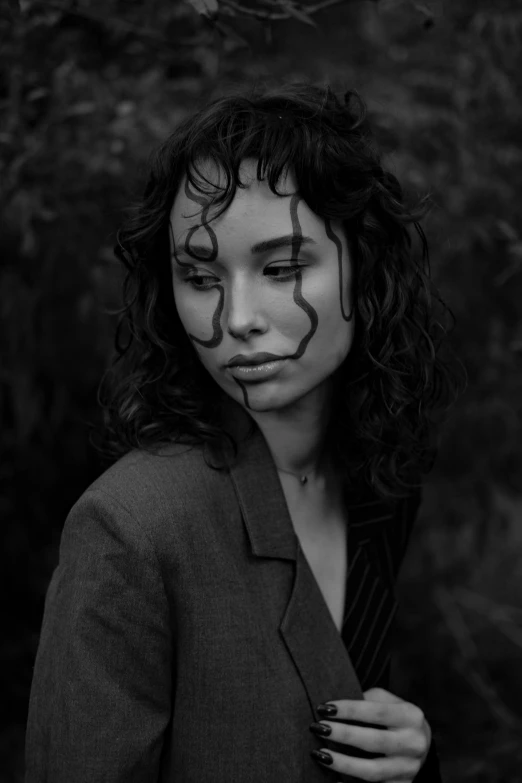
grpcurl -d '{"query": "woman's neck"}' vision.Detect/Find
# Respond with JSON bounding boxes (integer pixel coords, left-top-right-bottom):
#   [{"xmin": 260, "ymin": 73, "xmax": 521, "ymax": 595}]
[{"xmin": 247, "ymin": 382, "xmax": 335, "ymax": 478}]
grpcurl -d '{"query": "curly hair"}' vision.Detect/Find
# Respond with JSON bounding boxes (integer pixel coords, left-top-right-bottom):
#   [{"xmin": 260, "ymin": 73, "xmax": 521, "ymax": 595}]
[{"xmin": 95, "ymin": 79, "xmax": 465, "ymax": 501}]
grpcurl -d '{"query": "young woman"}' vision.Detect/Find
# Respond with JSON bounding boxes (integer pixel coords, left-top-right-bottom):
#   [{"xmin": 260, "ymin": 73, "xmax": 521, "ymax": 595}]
[{"xmin": 25, "ymin": 81, "xmax": 462, "ymax": 782}]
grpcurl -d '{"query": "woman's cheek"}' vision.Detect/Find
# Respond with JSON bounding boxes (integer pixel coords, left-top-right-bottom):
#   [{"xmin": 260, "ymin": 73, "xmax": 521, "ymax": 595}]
[{"xmin": 176, "ymin": 294, "xmax": 204, "ymax": 335}]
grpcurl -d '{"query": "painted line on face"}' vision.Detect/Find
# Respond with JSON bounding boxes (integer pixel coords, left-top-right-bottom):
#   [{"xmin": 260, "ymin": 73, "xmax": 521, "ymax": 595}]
[
  {"xmin": 170, "ymin": 185, "xmax": 340, "ymax": 412},
  {"xmin": 324, "ymin": 218, "xmax": 354, "ymax": 323},
  {"xmin": 183, "ymin": 178, "xmax": 219, "ymax": 262},
  {"xmin": 284, "ymin": 193, "xmax": 319, "ymax": 360},
  {"xmin": 170, "ymin": 183, "xmax": 225, "ymax": 349},
  {"xmin": 229, "ymin": 194, "xmax": 321, "ymax": 410}
]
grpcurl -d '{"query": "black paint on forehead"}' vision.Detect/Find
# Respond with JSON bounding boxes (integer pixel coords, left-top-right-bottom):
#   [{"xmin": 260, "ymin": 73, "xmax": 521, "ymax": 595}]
[{"xmin": 180, "ymin": 178, "xmax": 220, "ymax": 262}]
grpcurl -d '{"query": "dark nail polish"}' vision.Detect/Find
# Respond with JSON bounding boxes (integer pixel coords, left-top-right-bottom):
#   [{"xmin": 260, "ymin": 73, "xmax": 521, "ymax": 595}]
[
  {"xmin": 316, "ymin": 703, "xmax": 337, "ymax": 717},
  {"xmin": 311, "ymin": 749, "xmax": 333, "ymax": 766},
  {"xmin": 309, "ymin": 722, "xmax": 332, "ymax": 737}
]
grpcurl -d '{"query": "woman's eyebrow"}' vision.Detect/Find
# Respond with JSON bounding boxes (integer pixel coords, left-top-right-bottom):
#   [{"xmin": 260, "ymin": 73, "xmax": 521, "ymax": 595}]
[{"xmin": 172, "ymin": 234, "xmax": 317, "ymax": 259}]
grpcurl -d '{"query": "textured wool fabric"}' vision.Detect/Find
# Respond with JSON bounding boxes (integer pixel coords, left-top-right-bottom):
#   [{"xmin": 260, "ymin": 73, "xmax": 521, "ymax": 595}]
[{"xmin": 25, "ymin": 395, "xmax": 442, "ymax": 782}]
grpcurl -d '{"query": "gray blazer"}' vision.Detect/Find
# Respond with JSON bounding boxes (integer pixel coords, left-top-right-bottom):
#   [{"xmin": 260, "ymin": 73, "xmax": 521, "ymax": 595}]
[{"xmin": 25, "ymin": 395, "xmax": 442, "ymax": 782}]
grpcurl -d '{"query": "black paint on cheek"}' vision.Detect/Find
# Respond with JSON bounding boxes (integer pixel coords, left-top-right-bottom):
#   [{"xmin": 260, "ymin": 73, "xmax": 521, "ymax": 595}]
[
  {"xmin": 286, "ymin": 193, "xmax": 319, "ymax": 360},
  {"xmin": 233, "ymin": 378, "xmax": 253, "ymax": 410},
  {"xmin": 231, "ymin": 194, "xmax": 319, "ymax": 412},
  {"xmin": 170, "ymin": 187, "xmax": 225, "ymax": 349},
  {"xmin": 171, "ymin": 191, "xmax": 321, "ymax": 413},
  {"xmin": 188, "ymin": 286, "xmax": 225, "ymax": 349},
  {"xmin": 171, "ymin": 183, "xmax": 252, "ymax": 408},
  {"xmin": 324, "ymin": 218, "xmax": 354, "ymax": 323}
]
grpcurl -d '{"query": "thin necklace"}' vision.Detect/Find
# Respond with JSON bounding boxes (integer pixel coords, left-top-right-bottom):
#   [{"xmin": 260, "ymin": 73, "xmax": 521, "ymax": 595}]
[
  {"xmin": 276, "ymin": 465, "xmax": 310, "ymax": 485},
  {"xmin": 275, "ymin": 451, "xmax": 333, "ymax": 486}
]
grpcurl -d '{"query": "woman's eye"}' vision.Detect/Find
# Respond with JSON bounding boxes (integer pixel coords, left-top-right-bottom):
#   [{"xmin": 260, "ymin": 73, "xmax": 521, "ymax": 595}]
[
  {"xmin": 184, "ymin": 274, "xmax": 217, "ymax": 289},
  {"xmin": 184, "ymin": 264, "xmax": 305, "ymax": 290},
  {"xmin": 265, "ymin": 264, "xmax": 304, "ymax": 281}
]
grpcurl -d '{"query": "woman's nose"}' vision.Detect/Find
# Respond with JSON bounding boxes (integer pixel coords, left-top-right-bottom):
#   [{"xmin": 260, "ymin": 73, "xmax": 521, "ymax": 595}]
[{"xmin": 225, "ymin": 282, "xmax": 267, "ymax": 338}]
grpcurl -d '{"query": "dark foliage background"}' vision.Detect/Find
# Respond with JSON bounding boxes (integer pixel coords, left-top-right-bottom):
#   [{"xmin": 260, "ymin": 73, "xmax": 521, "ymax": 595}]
[{"xmin": 1, "ymin": 0, "xmax": 521, "ymax": 779}]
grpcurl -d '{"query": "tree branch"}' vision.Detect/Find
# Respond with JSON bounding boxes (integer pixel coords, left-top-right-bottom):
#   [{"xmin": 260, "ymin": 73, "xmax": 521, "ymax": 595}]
[
  {"xmin": 220, "ymin": 0, "xmax": 358, "ymax": 22},
  {"xmin": 42, "ymin": 0, "xmax": 202, "ymax": 47}
]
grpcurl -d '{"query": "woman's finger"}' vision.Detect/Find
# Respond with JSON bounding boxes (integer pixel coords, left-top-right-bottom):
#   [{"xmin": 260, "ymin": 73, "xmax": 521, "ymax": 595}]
[
  {"xmin": 319, "ymin": 698, "xmax": 425, "ymax": 728},
  {"xmin": 313, "ymin": 721, "xmax": 420, "ymax": 755},
  {"xmin": 313, "ymin": 746, "xmax": 419, "ymax": 780}
]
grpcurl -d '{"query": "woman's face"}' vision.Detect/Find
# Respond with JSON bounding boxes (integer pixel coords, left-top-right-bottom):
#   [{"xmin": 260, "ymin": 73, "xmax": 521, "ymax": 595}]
[{"xmin": 169, "ymin": 158, "xmax": 355, "ymax": 414}]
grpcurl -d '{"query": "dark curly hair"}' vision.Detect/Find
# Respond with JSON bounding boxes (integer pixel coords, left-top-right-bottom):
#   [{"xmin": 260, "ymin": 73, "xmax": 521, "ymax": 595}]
[{"xmin": 95, "ymin": 79, "xmax": 466, "ymax": 501}]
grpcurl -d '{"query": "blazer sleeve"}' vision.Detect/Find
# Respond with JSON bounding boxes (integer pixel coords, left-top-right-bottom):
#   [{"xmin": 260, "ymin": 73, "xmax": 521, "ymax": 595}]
[{"xmin": 25, "ymin": 489, "xmax": 174, "ymax": 783}]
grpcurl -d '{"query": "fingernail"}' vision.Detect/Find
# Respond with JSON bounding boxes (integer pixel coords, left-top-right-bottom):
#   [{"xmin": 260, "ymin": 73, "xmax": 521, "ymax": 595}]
[
  {"xmin": 316, "ymin": 703, "xmax": 337, "ymax": 717},
  {"xmin": 309, "ymin": 722, "xmax": 332, "ymax": 737},
  {"xmin": 311, "ymin": 749, "xmax": 333, "ymax": 765}
]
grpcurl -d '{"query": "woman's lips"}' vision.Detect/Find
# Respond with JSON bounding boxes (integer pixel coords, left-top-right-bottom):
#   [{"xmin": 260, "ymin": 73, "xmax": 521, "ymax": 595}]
[{"xmin": 227, "ymin": 358, "xmax": 289, "ymax": 382}]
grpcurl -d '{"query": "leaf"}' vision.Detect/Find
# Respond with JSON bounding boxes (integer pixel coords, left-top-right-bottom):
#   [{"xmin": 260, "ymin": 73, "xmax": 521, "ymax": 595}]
[
  {"xmin": 26, "ymin": 87, "xmax": 49, "ymax": 102},
  {"xmin": 496, "ymin": 219, "xmax": 519, "ymax": 243},
  {"xmin": 65, "ymin": 102, "xmax": 96, "ymax": 117},
  {"xmin": 185, "ymin": 0, "xmax": 219, "ymax": 19},
  {"xmin": 279, "ymin": 1, "xmax": 317, "ymax": 27},
  {"xmin": 213, "ymin": 19, "xmax": 250, "ymax": 49},
  {"xmin": 410, "ymin": 0, "xmax": 432, "ymax": 15},
  {"xmin": 409, "ymin": 0, "xmax": 443, "ymax": 21},
  {"xmin": 7, "ymin": 0, "xmax": 21, "ymax": 18}
]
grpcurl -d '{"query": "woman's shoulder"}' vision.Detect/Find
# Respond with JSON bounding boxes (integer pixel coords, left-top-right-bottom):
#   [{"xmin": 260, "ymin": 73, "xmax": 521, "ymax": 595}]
[{"xmin": 74, "ymin": 440, "xmax": 220, "ymax": 526}]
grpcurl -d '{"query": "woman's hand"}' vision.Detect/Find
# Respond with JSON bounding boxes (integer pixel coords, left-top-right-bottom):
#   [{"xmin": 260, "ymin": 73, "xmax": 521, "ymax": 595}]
[{"xmin": 309, "ymin": 687, "xmax": 432, "ymax": 782}]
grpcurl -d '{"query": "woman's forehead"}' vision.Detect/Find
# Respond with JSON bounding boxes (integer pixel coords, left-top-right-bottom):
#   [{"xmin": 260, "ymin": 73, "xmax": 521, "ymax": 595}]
[
  {"xmin": 180, "ymin": 156, "xmax": 295, "ymax": 191},
  {"xmin": 171, "ymin": 159, "xmax": 296, "ymax": 220},
  {"xmin": 169, "ymin": 164, "xmax": 309, "ymax": 247}
]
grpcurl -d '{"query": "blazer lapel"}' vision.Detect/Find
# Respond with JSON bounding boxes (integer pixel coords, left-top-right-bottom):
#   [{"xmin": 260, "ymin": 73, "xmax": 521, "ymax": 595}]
[
  {"xmin": 341, "ymin": 492, "xmax": 399, "ymax": 692},
  {"xmin": 216, "ymin": 394, "xmax": 398, "ymax": 719}
]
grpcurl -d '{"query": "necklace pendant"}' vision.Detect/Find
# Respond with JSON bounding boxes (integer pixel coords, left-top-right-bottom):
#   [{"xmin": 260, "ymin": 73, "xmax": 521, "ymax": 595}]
[{"xmin": 300, "ymin": 475, "xmax": 308, "ymax": 485}]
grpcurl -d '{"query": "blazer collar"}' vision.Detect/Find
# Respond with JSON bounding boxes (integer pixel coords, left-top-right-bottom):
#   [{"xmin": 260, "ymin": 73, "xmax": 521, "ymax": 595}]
[
  {"xmin": 216, "ymin": 392, "xmax": 392, "ymax": 562},
  {"xmin": 218, "ymin": 393, "xmax": 298, "ymax": 560},
  {"xmin": 215, "ymin": 394, "xmax": 398, "ymax": 723}
]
